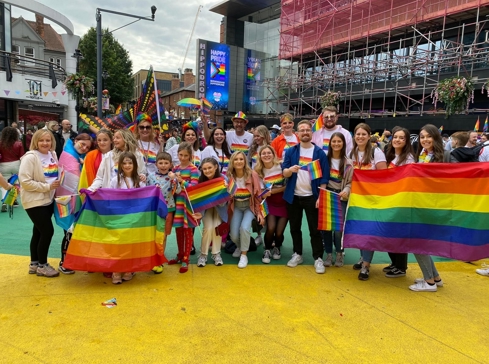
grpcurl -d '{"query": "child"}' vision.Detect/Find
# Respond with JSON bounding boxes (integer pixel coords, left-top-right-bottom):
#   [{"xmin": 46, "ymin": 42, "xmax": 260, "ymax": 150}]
[
  {"xmin": 194, "ymin": 158, "xmax": 228, "ymax": 267},
  {"xmin": 147, "ymin": 152, "xmax": 181, "ymax": 274},
  {"xmin": 109, "ymin": 151, "xmax": 146, "ymax": 284},
  {"xmin": 167, "ymin": 142, "xmax": 200, "ymax": 273}
]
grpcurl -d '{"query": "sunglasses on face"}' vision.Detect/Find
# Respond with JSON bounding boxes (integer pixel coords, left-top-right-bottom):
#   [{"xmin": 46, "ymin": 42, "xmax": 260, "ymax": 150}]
[{"xmin": 139, "ymin": 125, "xmax": 152, "ymax": 130}]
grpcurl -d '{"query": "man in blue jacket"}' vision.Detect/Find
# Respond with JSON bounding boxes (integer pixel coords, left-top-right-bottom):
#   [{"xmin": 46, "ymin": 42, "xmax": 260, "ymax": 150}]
[{"xmin": 282, "ymin": 120, "xmax": 330, "ymax": 274}]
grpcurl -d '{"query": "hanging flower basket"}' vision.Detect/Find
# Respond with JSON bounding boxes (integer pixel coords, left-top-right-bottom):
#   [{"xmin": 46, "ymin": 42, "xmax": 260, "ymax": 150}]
[
  {"xmin": 64, "ymin": 73, "xmax": 94, "ymax": 98},
  {"xmin": 431, "ymin": 76, "xmax": 474, "ymax": 118},
  {"xmin": 320, "ymin": 91, "xmax": 341, "ymax": 109},
  {"xmin": 482, "ymin": 80, "xmax": 489, "ymax": 96}
]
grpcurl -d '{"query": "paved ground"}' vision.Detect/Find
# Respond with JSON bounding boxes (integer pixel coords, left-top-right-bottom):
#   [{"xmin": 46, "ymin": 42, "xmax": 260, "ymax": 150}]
[{"xmin": 1, "ymin": 207, "xmax": 488, "ymax": 363}]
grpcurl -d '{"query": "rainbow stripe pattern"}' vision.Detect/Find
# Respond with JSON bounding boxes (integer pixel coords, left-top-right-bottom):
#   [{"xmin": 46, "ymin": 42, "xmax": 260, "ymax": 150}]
[
  {"xmin": 264, "ymin": 173, "xmax": 285, "ymax": 186},
  {"xmin": 227, "ymin": 178, "xmax": 237, "ymax": 195},
  {"xmin": 299, "ymin": 156, "xmax": 312, "ymax": 167},
  {"xmin": 300, "ymin": 159, "xmax": 323, "ymax": 180},
  {"xmin": 185, "ymin": 177, "xmax": 231, "ymax": 213},
  {"xmin": 260, "ymin": 200, "xmax": 269, "ymax": 218},
  {"xmin": 143, "ymin": 150, "xmax": 157, "ymax": 165},
  {"xmin": 318, "ymin": 189, "xmax": 344, "ymax": 231},
  {"xmin": 64, "ymin": 186, "xmax": 167, "ymax": 272},
  {"xmin": 235, "ymin": 188, "xmax": 251, "ymax": 200},
  {"xmin": 312, "ymin": 114, "xmax": 324, "ymax": 132},
  {"xmin": 230, "ymin": 143, "xmax": 249, "ymax": 154},
  {"xmin": 43, "ymin": 162, "xmax": 58, "ymax": 178},
  {"xmin": 343, "ymin": 163, "xmax": 489, "ymax": 261},
  {"xmin": 484, "ymin": 116, "xmax": 488, "ymax": 133},
  {"xmin": 329, "ymin": 168, "xmax": 342, "ymax": 183},
  {"xmin": 322, "ymin": 138, "xmax": 330, "ymax": 152}
]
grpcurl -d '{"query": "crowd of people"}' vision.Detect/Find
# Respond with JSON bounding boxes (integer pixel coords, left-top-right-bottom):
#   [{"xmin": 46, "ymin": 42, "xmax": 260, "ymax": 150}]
[{"xmin": 2, "ymin": 109, "xmax": 489, "ymax": 290}]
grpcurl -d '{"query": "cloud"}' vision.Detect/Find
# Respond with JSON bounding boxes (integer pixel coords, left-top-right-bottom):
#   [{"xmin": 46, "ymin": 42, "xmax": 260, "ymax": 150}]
[{"xmin": 12, "ymin": 0, "xmax": 223, "ymax": 74}]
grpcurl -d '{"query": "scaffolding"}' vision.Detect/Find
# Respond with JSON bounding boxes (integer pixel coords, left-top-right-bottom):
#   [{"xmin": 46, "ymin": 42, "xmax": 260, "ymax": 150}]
[{"xmin": 265, "ymin": 0, "xmax": 489, "ymax": 117}]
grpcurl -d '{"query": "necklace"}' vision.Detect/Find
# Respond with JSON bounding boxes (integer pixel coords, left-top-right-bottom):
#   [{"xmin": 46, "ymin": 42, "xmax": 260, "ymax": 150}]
[{"xmin": 139, "ymin": 140, "xmax": 150, "ymax": 165}]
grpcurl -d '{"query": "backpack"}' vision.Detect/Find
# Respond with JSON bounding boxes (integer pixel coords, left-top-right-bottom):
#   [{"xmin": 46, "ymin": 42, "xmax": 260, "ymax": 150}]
[{"xmin": 450, "ymin": 142, "xmax": 488, "ymax": 163}]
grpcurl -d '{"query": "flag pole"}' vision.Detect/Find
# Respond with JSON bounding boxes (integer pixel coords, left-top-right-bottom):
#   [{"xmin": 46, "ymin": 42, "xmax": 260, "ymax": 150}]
[
  {"xmin": 182, "ymin": 185, "xmax": 203, "ymax": 237},
  {"xmin": 152, "ymin": 65, "xmax": 161, "ymax": 130}
]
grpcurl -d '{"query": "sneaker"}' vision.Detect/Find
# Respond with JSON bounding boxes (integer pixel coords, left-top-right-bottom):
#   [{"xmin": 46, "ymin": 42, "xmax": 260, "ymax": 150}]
[
  {"xmin": 1, "ymin": 204, "xmax": 6, "ymax": 212},
  {"xmin": 112, "ymin": 273, "xmax": 122, "ymax": 284},
  {"xmin": 287, "ymin": 253, "xmax": 303, "ymax": 267},
  {"xmin": 314, "ymin": 258, "xmax": 325, "ymax": 274},
  {"xmin": 190, "ymin": 244, "xmax": 196, "ymax": 256},
  {"xmin": 58, "ymin": 265, "xmax": 75, "ymax": 275},
  {"xmin": 409, "ymin": 280, "xmax": 437, "ymax": 292},
  {"xmin": 382, "ymin": 264, "xmax": 396, "ymax": 272},
  {"xmin": 29, "ymin": 263, "xmax": 39, "ymax": 275},
  {"xmin": 36, "ymin": 264, "xmax": 59, "ymax": 278},
  {"xmin": 179, "ymin": 262, "xmax": 189, "ymax": 273},
  {"xmin": 152, "ymin": 265, "xmax": 163, "ymax": 274},
  {"xmin": 232, "ymin": 247, "xmax": 242, "ymax": 258},
  {"xmin": 255, "ymin": 235, "xmax": 263, "ymax": 246},
  {"xmin": 385, "ymin": 268, "xmax": 406, "ymax": 278},
  {"xmin": 353, "ymin": 257, "xmax": 363, "ymax": 270},
  {"xmin": 323, "ymin": 254, "xmax": 333, "ymax": 267},
  {"xmin": 212, "ymin": 253, "xmax": 223, "ymax": 266},
  {"xmin": 414, "ymin": 278, "xmax": 444, "ymax": 287},
  {"xmin": 122, "ymin": 272, "xmax": 135, "ymax": 281},
  {"xmin": 197, "ymin": 254, "xmax": 207, "ymax": 267},
  {"xmin": 476, "ymin": 268, "xmax": 489, "ymax": 276},
  {"xmin": 334, "ymin": 253, "xmax": 344, "ymax": 267},
  {"xmin": 238, "ymin": 255, "xmax": 248, "ymax": 269},
  {"xmin": 271, "ymin": 247, "xmax": 281, "ymax": 260},
  {"xmin": 262, "ymin": 250, "xmax": 271, "ymax": 264},
  {"xmin": 358, "ymin": 266, "xmax": 370, "ymax": 280},
  {"xmin": 168, "ymin": 257, "xmax": 182, "ymax": 265}
]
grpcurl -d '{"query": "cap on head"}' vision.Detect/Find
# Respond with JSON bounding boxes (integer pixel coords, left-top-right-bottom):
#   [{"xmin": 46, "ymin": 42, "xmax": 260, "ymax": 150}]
[{"xmin": 232, "ymin": 111, "xmax": 247, "ymax": 122}]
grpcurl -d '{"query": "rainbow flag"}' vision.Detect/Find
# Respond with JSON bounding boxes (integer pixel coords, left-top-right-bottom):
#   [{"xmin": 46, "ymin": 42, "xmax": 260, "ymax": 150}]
[
  {"xmin": 312, "ymin": 114, "xmax": 324, "ymax": 132},
  {"xmin": 260, "ymin": 200, "xmax": 269, "ymax": 218},
  {"xmin": 201, "ymin": 97, "xmax": 212, "ymax": 114},
  {"xmin": 318, "ymin": 189, "xmax": 344, "ymax": 231},
  {"xmin": 300, "ymin": 159, "xmax": 322, "ymax": 180},
  {"xmin": 343, "ymin": 163, "xmax": 489, "ymax": 261},
  {"xmin": 474, "ymin": 116, "xmax": 480, "ymax": 131},
  {"xmin": 63, "ymin": 186, "xmax": 167, "ymax": 272},
  {"xmin": 484, "ymin": 116, "xmax": 488, "ymax": 133},
  {"xmin": 258, "ymin": 182, "xmax": 273, "ymax": 198},
  {"xmin": 54, "ymin": 195, "xmax": 78, "ymax": 219},
  {"xmin": 227, "ymin": 177, "xmax": 237, "ymax": 196},
  {"xmin": 115, "ymin": 104, "xmax": 122, "ymax": 115},
  {"xmin": 438, "ymin": 126, "xmax": 443, "ymax": 133},
  {"xmin": 185, "ymin": 177, "xmax": 231, "ymax": 213}
]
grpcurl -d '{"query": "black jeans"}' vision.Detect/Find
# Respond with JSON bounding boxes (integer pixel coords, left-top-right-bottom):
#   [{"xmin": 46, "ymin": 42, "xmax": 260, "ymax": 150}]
[
  {"xmin": 286, "ymin": 195, "xmax": 323, "ymax": 260},
  {"xmin": 25, "ymin": 202, "xmax": 55, "ymax": 265},
  {"xmin": 388, "ymin": 252, "xmax": 408, "ymax": 271}
]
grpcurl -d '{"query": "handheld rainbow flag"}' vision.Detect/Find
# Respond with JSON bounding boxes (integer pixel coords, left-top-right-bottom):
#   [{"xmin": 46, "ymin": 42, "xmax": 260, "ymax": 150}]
[
  {"xmin": 185, "ymin": 177, "xmax": 231, "ymax": 213},
  {"xmin": 318, "ymin": 189, "xmax": 344, "ymax": 231},
  {"xmin": 343, "ymin": 163, "xmax": 489, "ymax": 261},
  {"xmin": 63, "ymin": 186, "xmax": 167, "ymax": 272},
  {"xmin": 260, "ymin": 199, "xmax": 269, "ymax": 218},
  {"xmin": 300, "ymin": 159, "xmax": 323, "ymax": 180},
  {"xmin": 54, "ymin": 195, "xmax": 77, "ymax": 219},
  {"xmin": 227, "ymin": 177, "xmax": 237, "ymax": 196},
  {"xmin": 258, "ymin": 183, "xmax": 273, "ymax": 199},
  {"xmin": 200, "ymin": 97, "xmax": 212, "ymax": 114},
  {"xmin": 115, "ymin": 104, "xmax": 122, "ymax": 115},
  {"xmin": 474, "ymin": 116, "xmax": 480, "ymax": 131},
  {"xmin": 484, "ymin": 116, "xmax": 488, "ymax": 133},
  {"xmin": 438, "ymin": 126, "xmax": 444, "ymax": 133},
  {"xmin": 312, "ymin": 114, "xmax": 324, "ymax": 132}
]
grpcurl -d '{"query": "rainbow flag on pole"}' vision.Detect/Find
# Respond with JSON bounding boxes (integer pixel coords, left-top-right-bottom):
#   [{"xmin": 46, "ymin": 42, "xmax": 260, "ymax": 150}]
[
  {"xmin": 227, "ymin": 177, "xmax": 237, "ymax": 195},
  {"xmin": 185, "ymin": 177, "xmax": 231, "ymax": 213},
  {"xmin": 483, "ymin": 116, "xmax": 488, "ymax": 133},
  {"xmin": 318, "ymin": 189, "xmax": 344, "ymax": 231},
  {"xmin": 260, "ymin": 200, "xmax": 269, "ymax": 218},
  {"xmin": 312, "ymin": 114, "xmax": 324, "ymax": 132},
  {"xmin": 300, "ymin": 159, "xmax": 323, "ymax": 180},
  {"xmin": 343, "ymin": 163, "xmax": 489, "ymax": 261},
  {"xmin": 64, "ymin": 186, "xmax": 167, "ymax": 272},
  {"xmin": 474, "ymin": 116, "xmax": 480, "ymax": 131}
]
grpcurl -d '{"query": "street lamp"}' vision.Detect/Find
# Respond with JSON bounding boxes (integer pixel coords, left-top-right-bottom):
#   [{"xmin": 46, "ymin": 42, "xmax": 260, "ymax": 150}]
[
  {"xmin": 96, "ymin": 6, "xmax": 157, "ymax": 118},
  {"xmin": 71, "ymin": 49, "xmax": 84, "ymax": 114}
]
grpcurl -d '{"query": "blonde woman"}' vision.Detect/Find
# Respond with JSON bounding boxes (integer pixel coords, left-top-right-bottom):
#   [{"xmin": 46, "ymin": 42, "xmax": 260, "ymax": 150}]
[{"xmin": 248, "ymin": 125, "xmax": 271, "ymax": 169}]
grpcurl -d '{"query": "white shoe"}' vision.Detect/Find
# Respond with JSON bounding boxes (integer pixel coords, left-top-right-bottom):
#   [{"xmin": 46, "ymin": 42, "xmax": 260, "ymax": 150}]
[
  {"xmin": 476, "ymin": 268, "xmax": 489, "ymax": 276},
  {"xmin": 271, "ymin": 247, "xmax": 281, "ymax": 260},
  {"xmin": 232, "ymin": 247, "xmax": 241, "ymax": 258},
  {"xmin": 262, "ymin": 250, "xmax": 271, "ymax": 264},
  {"xmin": 255, "ymin": 235, "xmax": 263, "ymax": 246},
  {"xmin": 414, "ymin": 278, "xmax": 443, "ymax": 287},
  {"xmin": 314, "ymin": 258, "xmax": 325, "ymax": 274},
  {"xmin": 409, "ymin": 280, "xmax": 437, "ymax": 292},
  {"xmin": 197, "ymin": 254, "xmax": 207, "ymax": 267},
  {"xmin": 287, "ymin": 253, "xmax": 303, "ymax": 267},
  {"xmin": 238, "ymin": 255, "xmax": 248, "ymax": 269}
]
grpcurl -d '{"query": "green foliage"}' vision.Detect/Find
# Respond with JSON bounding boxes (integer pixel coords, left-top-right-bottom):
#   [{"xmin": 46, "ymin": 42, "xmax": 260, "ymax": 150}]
[
  {"xmin": 432, "ymin": 77, "xmax": 474, "ymax": 118},
  {"xmin": 78, "ymin": 27, "xmax": 134, "ymax": 106}
]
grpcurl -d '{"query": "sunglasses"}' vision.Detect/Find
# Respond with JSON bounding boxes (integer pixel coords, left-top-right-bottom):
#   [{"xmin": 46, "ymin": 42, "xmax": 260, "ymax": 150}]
[{"xmin": 138, "ymin": 125, "xmax": 152, "ymax": 130}]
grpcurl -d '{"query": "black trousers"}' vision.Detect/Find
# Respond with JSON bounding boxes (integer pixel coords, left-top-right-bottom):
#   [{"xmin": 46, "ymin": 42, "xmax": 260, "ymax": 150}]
[
  {"xmin": 388, "ymin": 252, "xmax": 408, "ymax": 271},
  {"xmin": 25, "ymin": 202, "xmax": 54, "ymax": 265}
]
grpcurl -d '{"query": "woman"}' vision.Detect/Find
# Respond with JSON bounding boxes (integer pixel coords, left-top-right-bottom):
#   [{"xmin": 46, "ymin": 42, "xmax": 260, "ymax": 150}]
[
  {"xmin": 46, "ymin": 120, "xmax": 64, "ymax": 158},
  {"xmin": 0, "ymin": 127, "xmax": 24, "ymax": 211},
  {"xmin": 168, "ymin": 122, "xmax": 202, "ymax": 168},
  {"xmin": 409, "ymin": 124, "xmax": 448, "ymax": 292},
  {"xmin": 227, "ymin": 151, "xmax": 264, "ymax": 269},
  {"xmin": 201, "ymin": 127, "xmax": 232, "ymax": 174},
  {"xmin": 249, "ymin": 125, "xmax": 271, "ymax": 169},
  {"xmin": 18, "ymin": 129, "xmax": 61, "ymax": 277},
  {"xmin": 271, "ymin": 113, "xmax": 299, "ymax": 160},
  {"xmin": 78, "ymin": 129, "xmax": 113, "ymax": 190},
  {"xmin": 134, "ymin": 113, "xmax": 160, "ymax": 175},
  {"xmin": 349, "ymin": 123, "xmax": 387, "ymax": 280},
  {"xmin": 383, "ymin": 127, "xmax": 415, "ymax": 277},
  {"xmin": 254, "ymin": 146, "xmax": 287, "ymax": 263},
  {"xmin": 323, "ymin": 132, "xmax": 353, "ymax": 268}
]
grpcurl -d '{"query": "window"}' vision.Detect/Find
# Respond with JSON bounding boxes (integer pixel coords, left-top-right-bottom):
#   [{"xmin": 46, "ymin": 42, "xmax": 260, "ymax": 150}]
[
  {"xmin": 12, "ymin": 45, "xmax": 20, "ymax": 54},
  {"xmin": 56, "ymin": 58, "xmax": 62, "ymax": 68},
  {"xmin": 24, "ymin": 47, "xmax": 35, "ymax": 65},
  {"xmin": 49, "ymin": 57, "xmax": 55, "ymax": 63}
]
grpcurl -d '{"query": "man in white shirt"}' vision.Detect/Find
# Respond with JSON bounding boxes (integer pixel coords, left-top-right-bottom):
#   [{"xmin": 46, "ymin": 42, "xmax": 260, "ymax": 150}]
[
  {"xmin": 311, "ymin": 106, "xmax": 353, "ymax": 156},
  {"xmin": 203, "ymin": 111, "xmax": 253, "ymax": 155}
]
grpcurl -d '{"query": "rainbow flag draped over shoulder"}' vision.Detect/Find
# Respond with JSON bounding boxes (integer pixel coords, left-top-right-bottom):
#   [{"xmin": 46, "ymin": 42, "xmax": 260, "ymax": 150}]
[
  {"xmin": 343, "ymin": 163, "xmax": 489, "ymax": 261},
  {"xmin": 318, "ymin": 189, "xmax": 344, "ymax": 231},
  {"xmin": 185, "ymin": 177, "xmax": 231, "ymax": 213},
  {"xmin": 300, "ymin": 159, "xmax": 322, "ymax": 180},
  {"xmin": 64, "ymin": 186, "xmax": 167, "ymax": 272}
]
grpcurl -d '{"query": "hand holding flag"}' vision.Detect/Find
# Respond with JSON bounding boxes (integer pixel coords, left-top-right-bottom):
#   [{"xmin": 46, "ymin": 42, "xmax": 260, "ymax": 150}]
[{"xmin": 300, "ymin": 160, "xmax": 322, "ymax": 180}]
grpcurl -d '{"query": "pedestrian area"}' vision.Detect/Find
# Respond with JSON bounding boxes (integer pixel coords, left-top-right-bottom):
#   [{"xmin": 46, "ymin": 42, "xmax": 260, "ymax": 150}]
[{"xmin": 1, "ymin": 207, "xmax": 487, "ymax": 364}]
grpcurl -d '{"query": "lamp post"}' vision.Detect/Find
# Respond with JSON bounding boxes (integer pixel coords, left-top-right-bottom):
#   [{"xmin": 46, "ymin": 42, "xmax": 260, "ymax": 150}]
[
  {"xmin": 71, "ymin": 49, "xmax": 84, "ymax": 115},
  {"xmin": 96, "ymin": 6, "xmax": 157, "ymax": 118}
]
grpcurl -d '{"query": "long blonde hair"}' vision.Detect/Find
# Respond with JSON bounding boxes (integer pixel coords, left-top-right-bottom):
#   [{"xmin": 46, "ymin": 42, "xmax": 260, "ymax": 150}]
[
  {"xmin": 227, "ymin": 151, "xmax": 252, "ymax": 181},
  {"xmin": 254, "ymin": 145, "xmax": 280, "ymax": 179},
  {"xmin": 249, "ymin": 125, "xmax": 271, "ymax": 162},
  {"xmin": 113, "ymin": 129, "xmax": 139, "ymax": 162}
]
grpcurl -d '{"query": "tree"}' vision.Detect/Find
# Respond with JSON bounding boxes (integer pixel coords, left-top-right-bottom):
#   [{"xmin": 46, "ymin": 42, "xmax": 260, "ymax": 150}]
[{"xmin": 78, "ymin": 27, "xmax": 134, "ymax": 106}]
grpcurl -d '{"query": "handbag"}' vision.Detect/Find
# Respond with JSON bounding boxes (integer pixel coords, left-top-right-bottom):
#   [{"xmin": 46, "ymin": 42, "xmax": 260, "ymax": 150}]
[{"xmin": 215, "ymin": 222, "xmax": 230, "ymax": 237}]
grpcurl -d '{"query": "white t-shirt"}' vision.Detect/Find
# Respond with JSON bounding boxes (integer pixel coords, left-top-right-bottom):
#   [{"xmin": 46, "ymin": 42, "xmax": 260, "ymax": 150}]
[
  {"xmin": 168, "ymin": 144, "xmax": 202, "ymax": 168},
  {"xmin": 479, "ymin": 142, "xmax": 489, "ymax": 162},
  {"xmin": 389, "ymin": 153, "xmax": 415, "ymax": 168},
  {"xmin": 262, "ymin": 163, "xmax": 286, "ymax": 188},
  {"xmin": 351, "ymin": 148, "xmax": 386, "ymax": 170},
  {"xmin": 226, "ymin": 130, "xmax": 253, "ymax": 155},
  {"xmin": 312, "ymin": 125, "xmax": 353, "ymax": 156},
  {"xmin": 109, "ymin": 176, "xmax": 146, "ymax": 189},
  {"xmin": 138, "ymin": 140, "xmax": 160, "ymax": 175},
  {"xmin": 294, "ymin": 146, "xmax": 314, "ymax": 196},
  {"xmin": 235, "ymin": 176, "xmax": 251, "ymax": 200},
  {"xmin": 201, "ymin": 146, "xmax": 230, "ymax": 173},
  {"xmin": 283, "ymin": 134, "xmax": 299, "ymax": 154},
  {"xmin": 37, "ymin": 151, "xmax": 58, "ymax": 200}
]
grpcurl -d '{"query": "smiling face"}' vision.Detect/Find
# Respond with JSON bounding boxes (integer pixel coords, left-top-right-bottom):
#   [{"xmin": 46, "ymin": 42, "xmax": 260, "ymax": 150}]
[
  {"xmin": 354, "ymin": 128, "xmax": 369, "ymax": 148},
  {"xmin": 37, "ymin": 132, "xmax": 53, "ymax": 154},
  {"xmin": 113, "ymin": 132, "xmax": 125, "ymax": 151},
  {"xmin": 232, "ymin": 153, "xmax": 246, "ymax": 170},
  {"xmin": 297, "ymin": 123, "xmax": 312, "ymax": 143},
  {"xmin": 184, "ymin": 129, "xmax": 197, "ymax": 145},
  {"xmin": 392, "ymin": 130, "xmax": 407, "ymax": 151},
  {"xmin": 330, "ymin": 135, "xmax": 344, "ymax": 153},
  {"xmin": 138, "ymin": 121, "xmax": 153, "ymax": 141},
  {"xmin": 121, "ymin": 157, "xmax": 134, "ymax": 176},
  {"xmin": 201, "ymin": 161, "xmax": 218, "ymax": 179},
  {"xmin": 322, "ymin": 110, "xmax": 338, "ymax": 129},
  {"xmin": 281, "ymin": 119, "xmax": 294, "ymax": 134},
  {"xmin": 212, "ymin": 129, "xmax": 225, "ymax": 146},
  {"xmin": 468, "ymin": 131, "xmax": 478, "ymax": 146},
  {"xmin": 232, "ymin": 118, "xmax": 247, "ymax": 134},
  {"xmin": 178, "ymin": 150, "xmax": 191, "ymax": 165},
  {"xmin": 259, "ymin": 146, "xmax": 275, "ymax": 165},
  {"xmin": 419, "ymin": 129, "xmax": 434, "ymax": 152},
  {"xmin": 156, "ymin": 159, "xmax": 172, "ymax": 174},
  {"xmin": 97, "ymin": 133, "xmax": 112, "ymax": 154},
  {"xmin": 75, "ymin": 139, "xmax": 91, "ymax": 154},
  {"xmin": 253, "ymin": 131, "xmax": 265, "ymax": 146}
]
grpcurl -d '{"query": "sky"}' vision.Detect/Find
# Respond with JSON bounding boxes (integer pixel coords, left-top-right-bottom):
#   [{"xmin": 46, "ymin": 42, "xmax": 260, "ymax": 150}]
[{"xmin": 12, "ymin": 0, "xmax": 223, "ymax": 74}]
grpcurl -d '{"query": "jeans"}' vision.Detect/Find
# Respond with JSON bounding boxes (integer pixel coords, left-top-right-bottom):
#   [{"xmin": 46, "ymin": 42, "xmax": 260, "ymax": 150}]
[
  {"xmin": 230, "ymin": 200, "xmax": 255, "ymax": 252},
  {"xmin": 286, "ymin": 195, "xmax": 323, "ymax": 260},
  {"xmin": 323, "ymin": 200, "xmax": 347, "ymax": 254},
  {"xmin": 414, "ymin": 254, "xmax": 439, "ymax": 280}
]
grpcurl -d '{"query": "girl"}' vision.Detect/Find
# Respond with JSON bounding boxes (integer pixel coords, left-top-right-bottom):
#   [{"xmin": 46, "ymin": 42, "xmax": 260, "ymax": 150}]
[
  {"xmin": 254, "ymin": 146, "xmax": 287, "ymax": 263},
  {"xmin": 79, "ymin": 129, "xmax": 113, "ymax": 190},
  {"xmin": 201, "ymin": 127, "xmax": 232, "ymax": 174},
  {"xmin": 409, "ymin": 124, "xmax": 448, "ymax": 292},
  {"xmin": 134, "ymin": 113, "xmax": 160, "ymax": 175},
  {"xmin": 227, "ymin": 151, "xmax": 264, "ymax": 269},
  {"xmin": 0, "ymin": 127, "xmax": 24, "ymax": 211},
  {"xmin": 167, "ymin": 142, "xmax": 200, "ymax": 273},
  {"xmin": 18, "ymin": 130, "xmax": 61, "ymax": 277},
  {"xmin": 323, "ymin": 132, "xmax": 353, "ymax": 268},
  {"xmin": 249, "ymin": 125, "xmax": 271, "ymax": 169},
  {"xmin": 383, "ymin": 127, "xmax": 415, "ymax": 277},
  {"xmin": 271, "ymin": 113, "xmax": 299, "ymax": 160},
  {"xmin": 350, "ymin": 123, "xmax": 387, "ymax": 281},
  {"xmin": 108, "ymin": 151, "xmax": 146, "ymax": 284},
  {"xmin": 168, "ymin": 122, "xmax": 202, "ymax": 168},
  {"xmin": 195, "ymin": 158, "xmax": 228, "ymax": 267}
]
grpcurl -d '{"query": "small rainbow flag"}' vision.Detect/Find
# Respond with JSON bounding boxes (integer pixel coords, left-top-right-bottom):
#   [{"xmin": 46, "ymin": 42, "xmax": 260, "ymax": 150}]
[
  {"xmin": 484, "ymin": 116, "xmax": 488, "ymax": 133},
  {"xmin": 260, "ymin": 200, "xmax": 269, "ymax": 218},
  {"xmin": 201, "ymin": 97, "xmax": 212, "ymax": 114},
  {"xmin": 185, "ymin": 177, "xmax": 231, "ymax": 213},
  {"xmin": 474, "ymin": 116, "xmax": 480, "ymax": 131},
  {"xmin": 59, "ymin": 169, "xmax": 66, "ymax": 186},
  {"xmin": 115, "ymin": 104, "xmax": 122, "ymax": 115},
  {"xmin": 54, "ymin": 195, "xmax": 76, "ymax": 219},
  {"xmin": 258, "ymin": 183, "xmax": 273, "ymax": 199},
  {"xmin": 227, "ymin": 177, "xmax": 237, "ymax": 196},
  {"xmin": 300, "ymin": 159, "xmax": 322, "ymax": 180},
  {"xmin": 312, "ymin": 114, "xmax": 324, "ymax": 132},
  {"xmin": 318, "ymin": 189, "xmax": 344, "ymax": 231},
  {"xmin": 438, "ymin": 126, "xmax": 444, "ymax": 133}
]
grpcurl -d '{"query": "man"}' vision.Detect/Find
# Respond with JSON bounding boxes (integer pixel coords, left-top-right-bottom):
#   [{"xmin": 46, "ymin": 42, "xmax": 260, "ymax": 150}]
[
  {"xmin": 282, "ymin": 120, "xmax": 330, "ymax": 274},
  {"xmin": 311, "ymin": 106, "xmax": 353, "ymax": 156},
  {"xmin": 10, "ymin": 121, "xmax": 22, "ymax": 138},
  {"xmin": 58, "ymin": 119, "xmax": 77, "ymax": 147},
  {"xmin": 466, "ymin": 131, "xmax": 478, "ymax": 148},
  {"xmin": 203, "ymin": 111, "xmax": 253, "ymax": 155},
  {"xmin": 443, "ymin": 133, "xmax": 453, "ymax": 152},
  {"xmin": 270, "ymin": 124, "xmax": 280, "ymax": 141}
]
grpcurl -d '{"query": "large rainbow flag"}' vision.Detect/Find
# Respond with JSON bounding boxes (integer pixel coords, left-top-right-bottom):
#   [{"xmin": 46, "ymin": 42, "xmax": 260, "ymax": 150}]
[
  {"xmin": 343, "ymin": 163, "xmax": 489, "ymax": 261},
  {"xmin": 64, "ymin": 186, "xmax": 167, "ymax": 272},
  {"xmin": 318, "ymin": 189, "xmax": 344, "ymax": 231},
  {"xmin": 185, "ymin": 177, "xmax": 231, "ymax": 213}
]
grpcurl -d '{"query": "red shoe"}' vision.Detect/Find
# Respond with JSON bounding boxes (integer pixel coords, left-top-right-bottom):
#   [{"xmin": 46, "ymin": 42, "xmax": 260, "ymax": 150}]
[
  {"xmin": 103, "ymin": 272, "xmax": 112, "ymax": 278},
  {"xmin": 179, "ymin": 262, "xmax": 189, "ymax": 273},
  {"xmin": 168, "ymin": 258, "xmax": 182, "ymax": 265}
]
